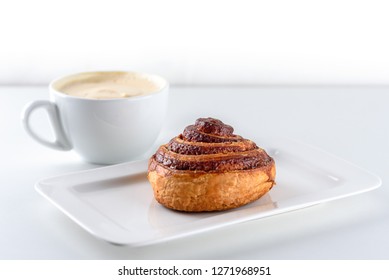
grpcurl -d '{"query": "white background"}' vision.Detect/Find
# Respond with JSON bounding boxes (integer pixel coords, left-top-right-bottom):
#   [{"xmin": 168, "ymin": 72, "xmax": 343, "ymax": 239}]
[{"xmin": 1, "ymin": 0, "xmax": 389, "ymax": 86}]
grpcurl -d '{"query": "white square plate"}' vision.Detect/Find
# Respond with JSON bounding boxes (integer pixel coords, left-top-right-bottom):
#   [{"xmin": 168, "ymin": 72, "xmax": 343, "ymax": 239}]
[{"xmin": 35, "ymin": 137, "xmax": 381, "ymax": 246}]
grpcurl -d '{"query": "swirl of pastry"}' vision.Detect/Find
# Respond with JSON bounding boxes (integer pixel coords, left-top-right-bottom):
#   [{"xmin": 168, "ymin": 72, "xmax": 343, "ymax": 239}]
[{"xmin": 147, "ymin": 118, "xmax": 276, "ymax": 212}]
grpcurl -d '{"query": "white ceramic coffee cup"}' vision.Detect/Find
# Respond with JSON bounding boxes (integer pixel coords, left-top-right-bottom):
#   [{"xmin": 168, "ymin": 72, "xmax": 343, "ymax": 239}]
[{"xmin": 21, "ymin": 71, "xmax": 169, "ymax": 164}]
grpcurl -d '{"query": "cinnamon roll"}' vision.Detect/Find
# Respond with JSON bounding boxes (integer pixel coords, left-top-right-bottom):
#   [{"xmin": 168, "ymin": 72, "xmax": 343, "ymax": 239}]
[{"xmin": 147, "ymin": 118, "xmax": 276, "ymax": 212}]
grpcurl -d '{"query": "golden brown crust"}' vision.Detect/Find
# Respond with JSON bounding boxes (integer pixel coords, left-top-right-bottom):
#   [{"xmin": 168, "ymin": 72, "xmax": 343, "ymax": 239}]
[
  {"xmin": 147, "ymin": 117, "xmax": 276, "ymax": 212},
  {"xmin": 148, "ymin": 158, "xmax": 276, "ymax": 212}
]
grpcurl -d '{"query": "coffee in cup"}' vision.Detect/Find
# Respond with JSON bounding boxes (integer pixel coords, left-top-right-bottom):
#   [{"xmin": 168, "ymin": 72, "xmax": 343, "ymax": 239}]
[
  {"xmin": 21, "ymin": 71, "xmax": 169, "ymax": 164},
  {"xmin": 56, "ymin": 71, "xmax": 162, "ymax": 99}
]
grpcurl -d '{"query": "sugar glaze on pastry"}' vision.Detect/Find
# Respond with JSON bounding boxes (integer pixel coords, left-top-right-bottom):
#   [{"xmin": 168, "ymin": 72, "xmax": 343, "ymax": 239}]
[{"xmin": 147, "ymin": 117, "xmax": 276, "ymax": 212}]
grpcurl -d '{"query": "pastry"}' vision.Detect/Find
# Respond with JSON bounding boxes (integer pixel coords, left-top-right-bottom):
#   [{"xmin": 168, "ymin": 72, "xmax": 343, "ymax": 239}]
[{"xmin": 147, "ymin": 117, "xmax": 276, "ymax": 212}]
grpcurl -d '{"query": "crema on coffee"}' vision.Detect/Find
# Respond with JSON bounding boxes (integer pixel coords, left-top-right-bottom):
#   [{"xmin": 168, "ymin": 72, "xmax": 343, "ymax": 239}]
[{"xmin": 55, "ymin": 72, "xmax": 163, "ymax": 99}]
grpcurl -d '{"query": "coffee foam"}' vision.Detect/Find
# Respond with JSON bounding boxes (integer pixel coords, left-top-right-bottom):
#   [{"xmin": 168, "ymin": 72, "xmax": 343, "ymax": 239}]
[{"xmin": 54, "ymin": 72, "xmax": 165, "ymax": 99}]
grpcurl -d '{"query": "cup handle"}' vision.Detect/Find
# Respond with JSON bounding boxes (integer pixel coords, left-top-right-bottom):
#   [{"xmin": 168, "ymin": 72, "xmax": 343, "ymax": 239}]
[{"xmin": 21, "ymin": 100, "xmax": 72, "ymax": 151}]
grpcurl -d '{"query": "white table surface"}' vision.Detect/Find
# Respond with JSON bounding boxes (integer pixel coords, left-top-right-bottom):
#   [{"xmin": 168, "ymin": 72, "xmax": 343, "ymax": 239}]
[{"xmin": 1, "ymin": 85, "xmax": 388, "ymax": 260}]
